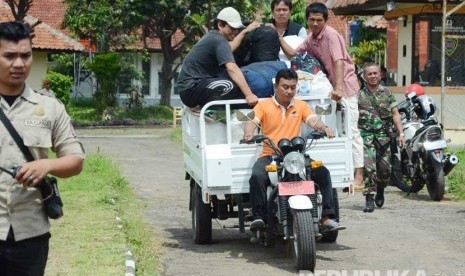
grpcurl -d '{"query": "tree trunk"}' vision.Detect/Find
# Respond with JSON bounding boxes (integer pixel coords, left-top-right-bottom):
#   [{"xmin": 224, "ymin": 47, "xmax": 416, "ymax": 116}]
[
  {"xmin": 159, "ymin": 55, "xmax": 174, "ymax": 106},
  {"xmin": 159, "ymin": 34, "xmax": 178, "ymax": 106}
]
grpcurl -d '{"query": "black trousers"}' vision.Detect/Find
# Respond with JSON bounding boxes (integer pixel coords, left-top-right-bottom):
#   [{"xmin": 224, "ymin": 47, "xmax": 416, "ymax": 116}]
[
  {"xmin": 180, "ymin": 77, "xmax": 243, "ymax": 108},
  {"xmin": 0, "ymin": 228, "xmax": 50, "ymax": 276},
  {"xmin": 249, "ymin": 156, "xmax": 336, "ymax": 220}
]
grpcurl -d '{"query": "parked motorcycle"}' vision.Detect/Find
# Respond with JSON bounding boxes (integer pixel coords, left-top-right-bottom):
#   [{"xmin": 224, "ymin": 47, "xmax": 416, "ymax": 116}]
[
  {"xmin": 391, "ymin": 95, "xmax": 459, "ymax": 201},
  {"xmin": 241, "ymin": 128, "xmax": 340, "ymax": 271}
]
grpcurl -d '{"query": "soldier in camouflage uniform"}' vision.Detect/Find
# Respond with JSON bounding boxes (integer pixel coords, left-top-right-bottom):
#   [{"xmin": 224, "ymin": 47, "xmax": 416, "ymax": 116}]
[{"xmin": 358, "ymin": 63, "xmax": 405, "ymax": 213}]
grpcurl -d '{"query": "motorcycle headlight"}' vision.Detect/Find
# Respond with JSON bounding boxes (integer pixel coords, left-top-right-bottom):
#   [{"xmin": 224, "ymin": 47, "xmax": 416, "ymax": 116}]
[
  {"xmin": 283, "ymin": 152, "xmax": 306, "ymax": 174},
  {"xmin": 278, "ymin": 138, "xmax": 292, "ymax": 155},
  {"xmin": 291, "ymin": 136, "xmax": 306, "ymax": 153}
]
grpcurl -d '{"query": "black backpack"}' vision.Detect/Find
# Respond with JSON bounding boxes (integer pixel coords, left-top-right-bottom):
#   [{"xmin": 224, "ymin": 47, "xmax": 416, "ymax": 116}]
[
  {"xmin": 289, "ymin": 54, "xmax": 327, "ymax": 76},
  {"xmin": 235, "ymin": 25, "xmax": 280, "ymax": 67}
]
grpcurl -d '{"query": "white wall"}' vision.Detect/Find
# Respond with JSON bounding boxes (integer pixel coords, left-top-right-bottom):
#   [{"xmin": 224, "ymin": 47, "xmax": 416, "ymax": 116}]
[
  {"xmin": 145, "ymin": 52, "xmax": 182, "ymax": 106},
  {"xmin": 28, "ymin": 52, "xmax": 48, "ymax": 91},
  {"xmin": 397, "ymin": 16, "xmax": 413, "ymax": 86}
]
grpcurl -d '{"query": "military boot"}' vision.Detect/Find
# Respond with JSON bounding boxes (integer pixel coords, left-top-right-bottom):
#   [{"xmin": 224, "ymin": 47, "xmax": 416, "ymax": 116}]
[
  {"xmin": 363, "ymin": 194, "xmax": 374, "ymax": 213},
  {"xmin": 375, "ymin": 187, "xmax": 385, "ymax": 208}
]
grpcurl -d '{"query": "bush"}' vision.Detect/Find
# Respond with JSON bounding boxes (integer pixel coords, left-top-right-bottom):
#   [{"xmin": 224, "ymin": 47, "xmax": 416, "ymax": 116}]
[
  {"xmin": 88, "ymin": 52, "xmax": 121, "ymax": 115},
  {"xmin": 43, "ymin": 72, "xmax": 73, "ymax": 106},
  {"xmin": 68, "ymin": 102, "xmax": 174, "ymax": 127},
  {"xmin": 350, "ymin": 39, "xmax": 386, "ymax": 67},
  {"xmin": 70, "ymin": 97, "xmax": 97, "ymax": 108}
]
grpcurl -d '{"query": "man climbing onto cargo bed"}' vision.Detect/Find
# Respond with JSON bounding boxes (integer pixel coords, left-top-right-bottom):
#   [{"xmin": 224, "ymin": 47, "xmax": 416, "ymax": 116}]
[
  {"xmin": 279, "ymin": 2, "xmax": 364, "ymax": 190},
  {"xmin": 178, "ymin": 7, "xmax": 260, "ymax": 111}
]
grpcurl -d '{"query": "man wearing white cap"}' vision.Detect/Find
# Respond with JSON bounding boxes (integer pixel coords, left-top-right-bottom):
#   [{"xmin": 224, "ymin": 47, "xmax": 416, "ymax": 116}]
[{"xmin": 178, "ymin": 7, "xmax": 260, "ymax": 110}]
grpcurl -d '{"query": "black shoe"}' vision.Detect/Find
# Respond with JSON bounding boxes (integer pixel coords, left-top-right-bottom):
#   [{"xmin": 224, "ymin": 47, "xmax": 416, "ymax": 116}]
[
  {"xmin": 375, "ymin": 188, "xmax": 385, "ymax": 208},
  {"xmin": 363, "ymin": 194, "xmax": 374, "ymax": 213}
]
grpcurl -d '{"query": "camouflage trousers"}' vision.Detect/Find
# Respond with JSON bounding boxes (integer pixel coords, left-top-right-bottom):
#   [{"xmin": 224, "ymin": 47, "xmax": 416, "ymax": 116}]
[{"xmin": 362, "ymin": 135, "xmax": 392, "ymax": 195}]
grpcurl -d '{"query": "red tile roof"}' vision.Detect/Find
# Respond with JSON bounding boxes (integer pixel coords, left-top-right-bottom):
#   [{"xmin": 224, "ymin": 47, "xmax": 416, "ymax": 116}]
[
  {"xmin": 27, "ymin": 0, "xmax": 67, "ymax": 33},
  {"xmin": 0, "ymin": 1, "xmax": 84, "ymax": 51},
  {"xmin": 27, "ymin": 0, "xmax": 169, "ymax": 51},
  {"xmin": 327, "ymin": 0, "xmax": 388, "ymax": 15},
  {"xmin": 327, "ymin": 0, "xmax": 371, "ymax": 9}
]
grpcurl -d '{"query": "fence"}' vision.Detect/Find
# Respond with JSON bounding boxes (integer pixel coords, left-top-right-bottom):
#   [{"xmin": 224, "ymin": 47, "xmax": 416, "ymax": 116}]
[{"xmin": 441, "ymin": 1, "xmax": 465, "ymax": 130}]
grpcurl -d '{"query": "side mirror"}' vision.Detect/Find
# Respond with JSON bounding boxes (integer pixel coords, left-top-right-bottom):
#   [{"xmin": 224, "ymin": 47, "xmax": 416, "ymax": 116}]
[
  {"xmin": 315, "ymin": 104, "xmax": 332, "ymax": 115},
  {"xmin": 235, "ymin": 110, "xmax": 255, "ymax": 122}
]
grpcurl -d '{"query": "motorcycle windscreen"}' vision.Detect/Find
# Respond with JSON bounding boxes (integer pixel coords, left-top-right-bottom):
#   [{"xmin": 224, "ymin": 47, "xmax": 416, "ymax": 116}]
[{"xmin": 278, "ymin": 181, "xmax": 315, "ymax": 196}]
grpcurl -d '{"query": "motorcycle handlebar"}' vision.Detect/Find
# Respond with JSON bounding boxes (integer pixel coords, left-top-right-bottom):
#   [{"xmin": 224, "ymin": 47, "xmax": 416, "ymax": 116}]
[
  {"xmin": 309, "ymin": 131, "xmax": 326, "ymax": 140},
  {"xmin": 240, "ymin": 132, "xmax": 325, "ymax": 146},
  {"xmin": 239, "ymin": 134, "xmax": 266, "ymax": 144}
]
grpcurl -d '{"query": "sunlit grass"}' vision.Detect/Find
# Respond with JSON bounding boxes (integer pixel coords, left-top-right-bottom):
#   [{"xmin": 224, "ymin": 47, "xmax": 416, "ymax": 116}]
[
  {"xmin": 46, "ymin": 154, "xmax": 161, "ymax": 275},
  {"xmin": 447, "ymin": 148, "xmax": 465, "ymax": 200}
]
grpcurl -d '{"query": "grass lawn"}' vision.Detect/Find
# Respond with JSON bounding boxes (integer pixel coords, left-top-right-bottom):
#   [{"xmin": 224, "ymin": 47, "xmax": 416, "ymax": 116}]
[
  {"xmin": 447, "ymin": 148, "xmax": 465, "ymax": 200},
  {"xmin": 45, "ymin": 154, "xmax": 162, "ymax": 275}
]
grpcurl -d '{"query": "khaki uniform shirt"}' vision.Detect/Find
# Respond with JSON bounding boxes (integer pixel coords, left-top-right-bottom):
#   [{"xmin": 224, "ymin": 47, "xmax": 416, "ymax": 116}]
[
  {"xmin": 0, "ymin": 85, "xmax": 85, "ymax": 241},
  {"xmin": 36, "ymin": 88, "xmax": 56, "ymax": 98}
]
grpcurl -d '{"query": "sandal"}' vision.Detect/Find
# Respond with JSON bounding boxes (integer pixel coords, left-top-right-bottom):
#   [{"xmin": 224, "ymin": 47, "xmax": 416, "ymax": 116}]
[
  {"xmin": 188, "ymin": 108, "xmax": 216, "ymax": 123},
  {"xmin": 321, "ymin": 219, "xmax": 346, "ymax": 233}
]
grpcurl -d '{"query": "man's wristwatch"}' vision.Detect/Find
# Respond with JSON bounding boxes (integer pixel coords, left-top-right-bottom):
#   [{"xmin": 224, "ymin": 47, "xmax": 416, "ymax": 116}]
[{"xmin": 399, "ymin": 133, "xmax": 405, "ymax": 137}]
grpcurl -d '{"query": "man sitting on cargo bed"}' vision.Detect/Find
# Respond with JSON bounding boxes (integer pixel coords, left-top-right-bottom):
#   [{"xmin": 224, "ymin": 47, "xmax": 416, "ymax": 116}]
[
  {"xmin": 243, "ymin": 69, "xmax": 345, "ymax": 232},
  {"xmin": 178, "ymin": 7, "xmax": 260, "ymax": 111}
]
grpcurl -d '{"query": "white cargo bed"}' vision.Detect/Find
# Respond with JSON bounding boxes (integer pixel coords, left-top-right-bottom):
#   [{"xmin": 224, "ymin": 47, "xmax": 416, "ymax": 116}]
[{"xmin": 182, "ymin": 97, "xmax": 354, "ymax": 203}]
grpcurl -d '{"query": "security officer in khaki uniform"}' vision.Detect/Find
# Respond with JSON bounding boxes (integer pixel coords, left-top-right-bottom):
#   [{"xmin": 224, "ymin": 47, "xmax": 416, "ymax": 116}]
[{"xmin": 0, "ymin": 21, "xmax": 85, "ymax": 275}]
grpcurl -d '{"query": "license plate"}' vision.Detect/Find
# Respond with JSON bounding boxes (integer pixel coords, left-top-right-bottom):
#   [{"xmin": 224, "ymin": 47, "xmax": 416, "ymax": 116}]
[{"xmin": 278, "ymin": 181, "xmax": 315, "ymax": 196}]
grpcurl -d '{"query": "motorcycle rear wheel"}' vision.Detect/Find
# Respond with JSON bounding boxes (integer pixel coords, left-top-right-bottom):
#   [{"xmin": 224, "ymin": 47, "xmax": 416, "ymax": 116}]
[
  {"xmin": 192, "ymin": 183, "xmax": 212, "ymax": 244},
  {"xmin": 426, "ymin": 163, "xmax": 445, "ymax": 201},
  {"xmin": 291, "ymin": 210, "xmax": 316, "ymax": 271}
]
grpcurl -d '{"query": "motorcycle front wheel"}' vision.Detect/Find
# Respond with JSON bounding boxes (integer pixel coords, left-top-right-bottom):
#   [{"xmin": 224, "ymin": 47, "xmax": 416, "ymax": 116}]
[
  {"xmin": 291, "ymin": 209, "xmax": 316, "ymax": 271},
  {"xmin": 390, "ymin": 149, "xmax": 424, "ymax": 193},
  {"xmin": 426, "ymin": 160, "xmax": 445, "ymax": 201}
]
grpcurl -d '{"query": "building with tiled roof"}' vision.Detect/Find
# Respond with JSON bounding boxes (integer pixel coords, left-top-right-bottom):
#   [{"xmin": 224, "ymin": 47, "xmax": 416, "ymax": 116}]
[
  {"xmin": 0, "ymin": 1, "xmax": 83, "ymax": 51},
  {"xmin": 0, "ymin": 1, "xmax": 84, "ymax": 90},
  {"xmin": 328, "ymin": 0, "xmax": 465, "ymax": 88}
]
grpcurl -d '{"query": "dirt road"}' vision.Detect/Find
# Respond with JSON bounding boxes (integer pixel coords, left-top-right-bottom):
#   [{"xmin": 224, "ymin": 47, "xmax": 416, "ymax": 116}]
[{"xmin": 78, "ymin": 127, "xmax": 465, "ymax": 276}]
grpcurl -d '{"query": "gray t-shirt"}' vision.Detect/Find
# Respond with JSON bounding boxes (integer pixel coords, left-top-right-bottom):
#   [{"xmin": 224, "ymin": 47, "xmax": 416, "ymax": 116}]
[{"xmin": 177, "ymin": 30, "xmax": 235, "ymax": 93}]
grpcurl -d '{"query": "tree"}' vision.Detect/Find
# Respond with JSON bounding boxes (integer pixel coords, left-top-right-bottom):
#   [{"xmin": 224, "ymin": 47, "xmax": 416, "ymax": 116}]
[
  {"xmin": 126, "ymin": 0, "xmax": 267, "ymax": 106},
  {"xmin": 87, "ymin": 52, "xmax": 121, "ymax": 114},
  {"xmin": 4, "ymin": 0, "xmax": 41, "ymax": 34},
  {"xmin": 63, "ymin": 0, "xmax": 145, "ymax": 114},
  {"xmin": 63, "ymin": 0, "xmax": 132, "ymax": 52},
  {"xmin": 63, "ymin": 0, "xmax": 267, "ymax": 106}
]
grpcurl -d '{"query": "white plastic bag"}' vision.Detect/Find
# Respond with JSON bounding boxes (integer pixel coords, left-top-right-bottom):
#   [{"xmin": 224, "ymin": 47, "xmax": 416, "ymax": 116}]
[
  {"xmin": 310, "ymin": 71, "xmax": 333, "ymax": 97},
  {"xmin": 279, "ymin": 35, "xmax": 304, "ymax": 68}
]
